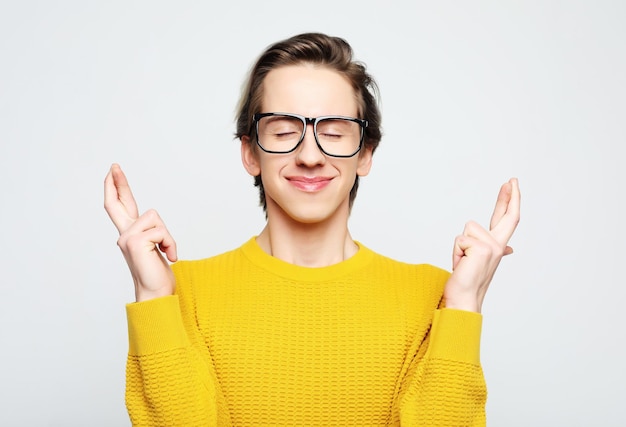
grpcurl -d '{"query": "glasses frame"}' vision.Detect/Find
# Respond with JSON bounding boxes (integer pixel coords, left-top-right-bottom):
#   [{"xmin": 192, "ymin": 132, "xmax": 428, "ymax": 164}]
[{"xmin": 253, "ymin": 112, "xmax": 368, "ymax": 158}]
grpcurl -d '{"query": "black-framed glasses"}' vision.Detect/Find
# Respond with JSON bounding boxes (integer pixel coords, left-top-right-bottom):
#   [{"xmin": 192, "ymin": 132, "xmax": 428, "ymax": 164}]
[{"xmin": 253, "ymin": 112, "xmax": 368, "ymax": 158}]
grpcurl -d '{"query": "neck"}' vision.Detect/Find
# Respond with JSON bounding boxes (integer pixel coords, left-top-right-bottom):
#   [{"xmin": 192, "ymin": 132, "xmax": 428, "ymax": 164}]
[{"xmin": 256, "ymin": 206, "xmax": 358, "ymax": 268}]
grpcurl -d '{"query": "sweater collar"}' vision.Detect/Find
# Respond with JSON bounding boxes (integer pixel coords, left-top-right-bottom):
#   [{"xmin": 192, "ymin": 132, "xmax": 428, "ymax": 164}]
[{"xmin": 240, "ymin": 236, "xmax": 374, "ymax": 282}]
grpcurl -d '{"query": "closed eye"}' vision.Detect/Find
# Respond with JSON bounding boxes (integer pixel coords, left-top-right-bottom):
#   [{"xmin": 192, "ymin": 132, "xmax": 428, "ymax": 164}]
[
  {"xmin": 318, "ymin": 132, "xmax": 343, "ymax": 139},
  {"xmin": 274, "ymin": 131, "xmax": 299, "ymax": 138}
]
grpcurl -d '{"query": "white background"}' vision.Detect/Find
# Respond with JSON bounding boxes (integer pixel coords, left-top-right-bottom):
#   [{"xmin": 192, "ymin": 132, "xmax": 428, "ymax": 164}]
[{"xmin": 1, "ymin": 1, "xmax": 624, "ymax": 426}]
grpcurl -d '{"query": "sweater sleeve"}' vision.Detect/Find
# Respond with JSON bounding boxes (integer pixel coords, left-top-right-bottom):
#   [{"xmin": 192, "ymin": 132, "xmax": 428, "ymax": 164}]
[
  {"xmin": 395, "ymin": 308, "xmax": 487, "ymax": 427},
  {"xmin": 125, "ymin": 289, "xmax": 232, "ymax": 426}
]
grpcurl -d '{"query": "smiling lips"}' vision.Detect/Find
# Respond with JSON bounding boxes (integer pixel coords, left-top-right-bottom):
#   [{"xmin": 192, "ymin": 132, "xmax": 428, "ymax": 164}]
[{"xmin": 287, "ymin": 176, "xmax": 333, "ymax": 192}]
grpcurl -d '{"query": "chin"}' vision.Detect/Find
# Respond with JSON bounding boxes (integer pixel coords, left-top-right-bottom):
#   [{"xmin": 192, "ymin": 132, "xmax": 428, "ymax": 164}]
[
  {"xmin": 269, "ymin": 199, "xmax": 349, "ymax": 226},
  {"xmin": 285, "ymin": 208, "xmax": 337, "ymax": 225}
]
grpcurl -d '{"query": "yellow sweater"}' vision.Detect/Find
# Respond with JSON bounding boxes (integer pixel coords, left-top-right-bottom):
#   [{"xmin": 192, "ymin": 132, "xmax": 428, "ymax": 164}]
[{"xmin": 125, "ymin": 238, "xmax": 486, "ymax": 426}]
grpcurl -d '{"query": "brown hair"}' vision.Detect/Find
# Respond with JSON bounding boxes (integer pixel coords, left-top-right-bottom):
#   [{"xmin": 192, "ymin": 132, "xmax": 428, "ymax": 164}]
[{"xmin": 235, "ymin": 32, "xmax": 382, "ymax": 213}]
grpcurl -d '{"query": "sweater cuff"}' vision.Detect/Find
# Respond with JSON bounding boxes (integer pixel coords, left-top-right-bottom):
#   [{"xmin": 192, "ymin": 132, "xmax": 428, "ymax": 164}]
[
  {"xmin": 126, "ymin": 295, "xmax": 190, "ymax": 356},
  {"xmin": 427, "ymin": 308, "xmax": 483, "ymax": 365}
]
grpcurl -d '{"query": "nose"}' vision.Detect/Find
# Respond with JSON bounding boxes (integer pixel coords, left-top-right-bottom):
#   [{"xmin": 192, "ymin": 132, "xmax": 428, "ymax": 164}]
[{"xmin": 295, "ymin": 123, "xmax": 326, "ymax": 167}]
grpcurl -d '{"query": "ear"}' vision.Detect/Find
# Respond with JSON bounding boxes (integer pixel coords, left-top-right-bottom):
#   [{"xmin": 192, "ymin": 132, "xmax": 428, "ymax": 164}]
[
  {"xmin": 241, "ymin": 136, "xmax": 261, "ymax": 176},
  {"xmin": 356, "ymin": 146, "xmax": 373, "ymax": 177}
]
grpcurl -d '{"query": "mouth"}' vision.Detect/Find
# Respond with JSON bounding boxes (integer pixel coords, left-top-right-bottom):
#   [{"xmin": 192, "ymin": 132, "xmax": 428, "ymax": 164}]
[{"xmin": 286, "ymin": 176, "xmax": 333, "ymax": 192}]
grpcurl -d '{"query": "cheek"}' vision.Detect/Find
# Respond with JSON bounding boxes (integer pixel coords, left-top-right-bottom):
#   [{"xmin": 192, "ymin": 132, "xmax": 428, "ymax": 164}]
[
  {"xmin": 341, "ymin": 159, "xmax": 361, "ymax": 178},
  {"xmin": 258, "ymin": 157, "xmax": 288, "ymax": 183}
]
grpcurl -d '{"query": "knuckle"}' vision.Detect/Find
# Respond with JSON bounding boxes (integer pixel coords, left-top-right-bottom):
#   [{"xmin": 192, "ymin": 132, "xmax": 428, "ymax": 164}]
[
  {"xmin": 116, "ymin": 234, "xmax": 128, "ymax": 249},
  {"xmin": 143, "ymin": 209, "xmax": 163, "ymax": 224},
  {"xmin": 153, "ymin": 224, "xmax": 169, "ymax": 237},
  {"xmin": 145, "ymin": 208, "xmax": 159, "ymax": 218},
  {"xmin": 463, "ymin": 220, "xmax": 478, "ymax": 233}
]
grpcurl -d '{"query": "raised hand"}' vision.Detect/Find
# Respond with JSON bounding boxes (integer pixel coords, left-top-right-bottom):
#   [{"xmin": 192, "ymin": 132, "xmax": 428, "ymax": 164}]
[
  {"xmin": 104, "ymin": 164, "xmax": 177, "ymax": 302},
  {"xmin": 444, "ymin": 178, "xmax": 521, "ymax": 313}
]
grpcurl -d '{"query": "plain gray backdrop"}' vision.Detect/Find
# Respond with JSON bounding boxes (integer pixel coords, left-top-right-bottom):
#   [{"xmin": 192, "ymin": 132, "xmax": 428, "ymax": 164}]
[{"xmin": 1, "ymin": 1, "xmax": 624, "ymax": 426}]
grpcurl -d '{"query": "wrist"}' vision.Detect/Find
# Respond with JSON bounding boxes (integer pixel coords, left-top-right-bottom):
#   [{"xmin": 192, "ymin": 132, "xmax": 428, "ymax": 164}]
[
  {"xmin": 134, "ymin": 286, "xmax": 174, "ymax": 302},
  {"xmin": 443, "ymin": 295, "xmax": 481, "ymax": 313}
]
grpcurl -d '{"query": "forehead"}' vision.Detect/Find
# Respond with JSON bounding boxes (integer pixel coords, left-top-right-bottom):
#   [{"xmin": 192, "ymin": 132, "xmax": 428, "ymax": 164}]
[{"xmin": 261, "ymin": 64, "xmax": 358, "ymax": 117}]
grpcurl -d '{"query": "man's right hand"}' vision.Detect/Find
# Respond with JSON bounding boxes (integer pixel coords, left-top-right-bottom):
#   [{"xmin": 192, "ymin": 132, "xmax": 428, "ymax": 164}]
[{"xmin": 104, "ymin": 164, "xmax": 177, "ymax": 302}]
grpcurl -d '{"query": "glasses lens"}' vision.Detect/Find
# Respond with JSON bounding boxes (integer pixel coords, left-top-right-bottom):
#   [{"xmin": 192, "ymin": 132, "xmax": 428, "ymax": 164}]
[
  {"xmin": 316, "ymin": 118, "xmax": 362, "ymax": 156},
  {"xmin": 257, "ymin": 115, "xmax": 304, "ymax": 153}
]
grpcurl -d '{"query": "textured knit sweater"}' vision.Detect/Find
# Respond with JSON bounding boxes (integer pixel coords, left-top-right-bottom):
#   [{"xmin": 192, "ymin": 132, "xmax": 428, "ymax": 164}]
[{"xmin": 125, "ymin": 238, "xmax": 487, "ymax": 426}]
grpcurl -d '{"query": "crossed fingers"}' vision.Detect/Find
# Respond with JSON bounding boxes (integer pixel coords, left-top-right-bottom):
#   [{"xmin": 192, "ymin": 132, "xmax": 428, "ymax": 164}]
[
  {"xmin": 489, "ymin": 178, "xmax": 521, "ymax": 255},
  {"xmin": 104, "ymin": 163, "xmax": 139, "ymax": 234}
]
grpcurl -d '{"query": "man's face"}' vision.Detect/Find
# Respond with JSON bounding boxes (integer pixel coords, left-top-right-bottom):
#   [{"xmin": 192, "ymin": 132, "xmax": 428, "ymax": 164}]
[{"xmin": 241, "ymin": 64, "xmax": 372, "ymax": 226}]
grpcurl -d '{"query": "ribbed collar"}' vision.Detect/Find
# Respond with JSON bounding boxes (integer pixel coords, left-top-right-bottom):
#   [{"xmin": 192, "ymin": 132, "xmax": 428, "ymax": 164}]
[{"xmin": 239, "ymin": 237, "xmax": 375, "ymax": 282}]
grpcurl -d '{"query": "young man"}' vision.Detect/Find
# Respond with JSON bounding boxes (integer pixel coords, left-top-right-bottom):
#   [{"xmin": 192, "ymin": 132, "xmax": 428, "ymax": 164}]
[{"xmin": 105, "ymin": 33, "xmax": 520, "ymax": 426}]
